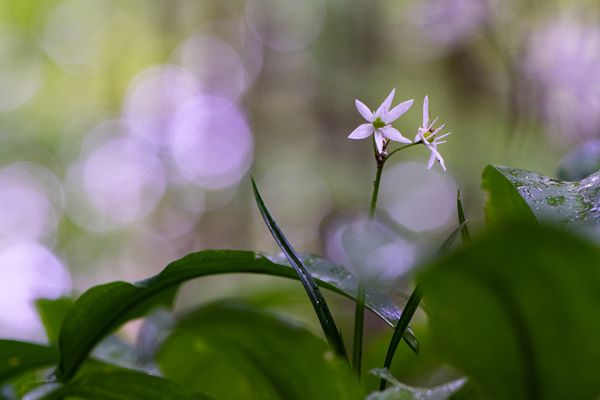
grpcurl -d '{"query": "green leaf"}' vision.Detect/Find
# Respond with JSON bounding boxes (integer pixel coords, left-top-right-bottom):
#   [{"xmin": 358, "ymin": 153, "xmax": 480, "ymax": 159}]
[
  {"xmin": 53, "ymin": 250, "xmax": 417, "ymax": 382},
  {"xmin": 35, "ymin": 298, "xmax": 73, "ymax": 344},
  {"xmin": 38, "ymin": 370, "xmax": 212, "ymax": 400},
  {"xmin": 158, "ymin": 300, "xmax": 362, "ymax": 400},
  {"xmin": 268, "ymin": 253, "xmax": 419, "ymax": 353},
  {"xmin": 420, "ymin": 223, "xmax": 600, "ymax": 400},
  {"xmin": 481, "ymin": 165, "xmax": 538, "ymax": 228},
  {"xmin": 0, "ymin": 340, "xmax": 59, "ymax": 383},
  {"xmin": 251, "ymin": 177, "xmax": 346, "ymax": 359},
  {"xmin": 489, "ymin": 164, "xmax": 600, "ymax": 231},
  {"xmin": 368, "ymin": 369, "xmax": 465, "ymax": 400},
  {"xmin": 456, "ymin": 189, "xmax": 471, "ymax": 244}
]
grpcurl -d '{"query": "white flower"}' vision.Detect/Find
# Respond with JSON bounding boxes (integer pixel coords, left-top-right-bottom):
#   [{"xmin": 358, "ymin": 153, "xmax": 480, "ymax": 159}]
[
  {"xmin": 415, "ymin": 96, "xmax": 451, "ymax": 171},
  {"xmin": 348, "ymin": 89, "xmax": 414, "ymax": 154}
]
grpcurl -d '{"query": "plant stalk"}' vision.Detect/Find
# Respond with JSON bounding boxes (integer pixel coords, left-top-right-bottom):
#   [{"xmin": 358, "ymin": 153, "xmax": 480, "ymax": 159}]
[{"xmin": 353, "ymin": 151, "xmax": 386, "ymax": 377}]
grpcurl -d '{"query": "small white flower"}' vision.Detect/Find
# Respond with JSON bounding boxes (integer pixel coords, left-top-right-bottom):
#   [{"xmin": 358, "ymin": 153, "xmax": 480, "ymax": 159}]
[
  {"xmin": 415, "ymin": 96, "xmax": 451, "ymax": 171},
  {"xmin": 348, "ymin": 89, "xmax": 414, "ymax": 154}
]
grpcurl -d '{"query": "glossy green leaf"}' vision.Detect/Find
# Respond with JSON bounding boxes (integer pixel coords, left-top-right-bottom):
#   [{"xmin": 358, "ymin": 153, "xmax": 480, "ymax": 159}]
[
  {"xmin": 38, "ymin": 370, "xmax": 212, "ymax": 400},
  {"xmin": 490, "ymin": 164, "xmax": 600, "ymax": 231},
  {"xmin": 481, "ymin": 165, "xmax": 538, "ymax": 228},
  {"xmin": 0, "ymin": 340, "xmax": 59, "ymax": 383},
  {"xmin": 420, "ymin": 223, "xmax": 600, "ymax": 400},
  {"xmin": 251, "ymin": 177, "xmax": 346, "ymax": 359},
  {"xmin": 53, "ymin": 250, "xmax": 417, "ymax": 382},
  {"xmin": 368, "ymin": 369, "xmax": 465, "ymax": 400},
  {"xmin": 158, "ymin": 300, "xmax": 362, "ymax": 400},
  {"xmin": 35, "ymin": 298, "xmax": 73, "ymax": 344}
]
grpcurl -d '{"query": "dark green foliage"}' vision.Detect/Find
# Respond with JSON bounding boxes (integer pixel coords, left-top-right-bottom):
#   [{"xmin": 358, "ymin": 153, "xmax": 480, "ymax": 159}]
[
  {"xmin": 157, "ymin": 300, "xmax": 363, "ymax": 400},
  {"xmin": 0, "ymin": 341, "xmax": 59, "ymax": 384},
  {"xmin": 421, "ymin": 223, "xmax": 600, "ymax": 400},
  {"xmin": 38, "ymin": 370, "xmax": 212, "ymax": 400}
]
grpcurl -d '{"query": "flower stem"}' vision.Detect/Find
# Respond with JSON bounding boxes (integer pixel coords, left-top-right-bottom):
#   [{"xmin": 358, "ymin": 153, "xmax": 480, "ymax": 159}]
[
  {"xmin": 353, "ymin": 152, "xmax": 386, "ymax": 378},
  {"xmin": 368, "ymin": 161, "xmax": 384, "ymax": 221}
]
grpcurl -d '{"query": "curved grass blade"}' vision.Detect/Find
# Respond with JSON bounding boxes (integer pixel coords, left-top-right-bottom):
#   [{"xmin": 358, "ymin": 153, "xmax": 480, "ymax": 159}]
[
  {"xmin": 457, "ymin": 189, "xmax": 471, "ymax": 244},
  {"xmin": 378, "ymin": 284, "xmax": 424, "ymax": 391},
  {"xmin": 39, "ymin": 370, "xmax": 212, "ymax": 400},
  {"xmin": 379, "ymin": 220, "xmax": 466, "ymax": 390},
  {"xmin": 0, "ymin": 340, "xmax": 59, "ymax": 383},
  {"xmin": 251, "ymin": 177, "xmax": 347, "ymax": 360},
  {"xmin": 437, "ymin": 221, "xmax": 468, "ymax": 256},
  {"xmin": 52, "ymin": 252, "xmax": 417, "ymax": 381}
]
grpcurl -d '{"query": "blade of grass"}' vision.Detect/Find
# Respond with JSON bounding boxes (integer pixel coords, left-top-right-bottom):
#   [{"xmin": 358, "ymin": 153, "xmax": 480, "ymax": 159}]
[
  {"xmin": 437, "ymin": 221, "xmax": 468, "ymax": 256},
  {"xmin": 379, "ymin": 221, "xmax": 467, "ymax": 390},
  {"xmin": 251, "ymin": 177, "xmax": 348, "ymax": 360},
  {"xmin": 378, "ymin": 284, "xmax": 424, "ymax": 391},
  {"xmin": 457, "ymin": 189, "xmax": 471, "ymax": 244}
]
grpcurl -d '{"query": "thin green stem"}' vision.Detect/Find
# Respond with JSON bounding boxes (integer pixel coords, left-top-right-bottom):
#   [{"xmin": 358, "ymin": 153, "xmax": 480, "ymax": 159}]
[
  {"xmin": 353, "ymin": 141, "xmax": 415, "ymax": 378},
  {"xmin": 385, "ymin": 142, "xmax": 419, "ymax": 160},
  {"xmin": 368, "ymin": 162, "xmax": 385, "ymax": 221}
]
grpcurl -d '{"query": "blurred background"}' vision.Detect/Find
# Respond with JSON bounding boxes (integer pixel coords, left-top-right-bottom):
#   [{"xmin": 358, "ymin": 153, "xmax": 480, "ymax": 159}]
[{"xmin": 1, "ymin": 0, "xmax": 599, "ymax": 388}]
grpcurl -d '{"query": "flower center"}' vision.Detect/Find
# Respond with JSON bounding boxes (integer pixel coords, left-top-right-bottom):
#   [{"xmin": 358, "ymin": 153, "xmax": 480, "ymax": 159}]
[{"xmin": 373, "ymin": 117, "xmax": 385, "ymax": 129}]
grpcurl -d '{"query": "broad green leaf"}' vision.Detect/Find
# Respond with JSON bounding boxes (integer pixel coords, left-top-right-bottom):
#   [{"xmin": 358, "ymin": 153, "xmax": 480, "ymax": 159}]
[
  {"xmin": 53, "ymin": 250, "xmax": 417, "ymax": 382},
  {"xmin": 420, "ymin": 223, "xmax": 600, "ymax": 400},
  {"xmin": 490, "ymin": 164, "xmax": 600, "ymax": 231},
  {"xmin": 35, "ymin": 298, "xmax": 73, "ymax": 344},
  {"xmin": 251, "ymin": 177, "xmax": 346, "ymax": 359},
  {"xmin": 38, "ymin": 370, "xmax": 212, "ymax": 400},
  {"xmin": 0, "ymin": 340, "xmax": 59, "ymax": 383},
  {"xmin": 368, "ymin": 369, "xmax": 465, "ymax": 400},
  {"xmin": 481, "ymin": 165, "xmax": 539, "ymax": 228},
  {"xmin": 158, "ymin": 300, "xmax": 362, "ymax": 400}
]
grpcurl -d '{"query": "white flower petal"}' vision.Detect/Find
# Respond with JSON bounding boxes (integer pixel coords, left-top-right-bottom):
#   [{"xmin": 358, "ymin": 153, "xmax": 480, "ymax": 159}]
[
  {"xmin": 374, "ymin": 89, "xmax": 395, "ymax": 118},
  {"xmin": 355, "ymin": 100, "xmax": 374, "ymax": 122},
  {"xmin": 428, "ymin": 150, "xmax": 436, "ymax": 169},
  {"xmin": 439, "ymin": 156, "xmax": 446, "ymax": 171},
  {"xmin": 349, "ymin": 123, "xmax": 375, "ymax": 139},
  {"xmin": 374, "ymin": 130, "xmax": 385, "ymax": 154},
  {"xmin": 435, "ymin": 131, "xmax": 451, "ymax": 141},
  {"xmin": 423, "ymin": 95, "xmax": 429, "ymax": 129},
  {"xmin": 426, "ymin": 143, "xmax": 446, "ymax": 171},
  {"xmin": 381, "ymin": 126, "xmax": 412, "ymax": 144},
  {"xmin": 384, "ymin": 99, "xmax": 414, "ymax": 123}
]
